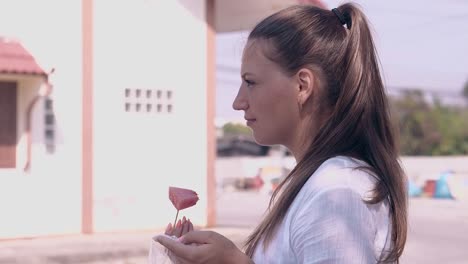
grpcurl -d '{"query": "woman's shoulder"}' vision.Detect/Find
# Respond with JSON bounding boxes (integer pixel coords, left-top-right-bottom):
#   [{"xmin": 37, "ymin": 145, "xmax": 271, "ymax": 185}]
[
  {"xmin": 301, "ymin": 156, "xmax": 378, "ymax": 200},
  {"xmin": 283, "ymin": 157, "xmax": 392, "ymax": 263}
]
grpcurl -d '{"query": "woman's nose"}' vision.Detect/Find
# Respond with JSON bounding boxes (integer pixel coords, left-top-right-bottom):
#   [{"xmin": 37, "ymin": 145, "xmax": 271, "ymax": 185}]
[{"xmin": 232, "ymin": 87, "xmax": 248, "ymax": 111}]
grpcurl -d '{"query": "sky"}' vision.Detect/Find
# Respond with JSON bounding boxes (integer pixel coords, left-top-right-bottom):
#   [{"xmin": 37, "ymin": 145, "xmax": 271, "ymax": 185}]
[{"xmin": 215, "ymin": 0, "xmax": 468, "ymax": 122}]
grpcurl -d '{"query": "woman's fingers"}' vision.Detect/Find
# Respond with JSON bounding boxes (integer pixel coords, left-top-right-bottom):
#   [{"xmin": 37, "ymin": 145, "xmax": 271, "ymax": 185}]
[
  {"xmin": 182, "ymin": 218, "xmax": 190, "ymax": 235},
  {"xmin": 165, "ymin": 217, "xmax": 193, "ymax": 238},
  {"xmin": 188, "ymin": 219, "xmax": 194, "ymax": 232},
  {"xmin": 174, "ymin": 219, "xmax": 183, "ymax": 237},
  {"xmin": 164, "ymin": 223, "xmax": 173, "ymax": 235}
]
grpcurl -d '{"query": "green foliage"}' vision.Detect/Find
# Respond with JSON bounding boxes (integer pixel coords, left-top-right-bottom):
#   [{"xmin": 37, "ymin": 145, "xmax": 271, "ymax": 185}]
[
  {"xmin": 221, "ymin": 88, "xmax": 468, "ymax": 156},
  {"xmin": 391, "ymin": 89, "xmax": 468, "ymax": 156},
  {"xmin": 222, "ymin": 122, "xmax": 252, "ymax": 136},
  {"xmin": 463, "ymin": 80, "xmax": 468, "ymax": 101}
]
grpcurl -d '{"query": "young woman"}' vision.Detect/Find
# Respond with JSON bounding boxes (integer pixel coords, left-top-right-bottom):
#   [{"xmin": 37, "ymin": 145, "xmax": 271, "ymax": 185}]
[{"xmin": 157, "ymin": 3, "xmax": 407, "ymax": 263}]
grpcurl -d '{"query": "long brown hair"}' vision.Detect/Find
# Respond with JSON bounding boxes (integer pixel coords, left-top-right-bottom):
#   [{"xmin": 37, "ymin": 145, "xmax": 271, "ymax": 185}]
[{"xmin": 244, "ymin": 3, "xmax": 407, "ymax": 263}]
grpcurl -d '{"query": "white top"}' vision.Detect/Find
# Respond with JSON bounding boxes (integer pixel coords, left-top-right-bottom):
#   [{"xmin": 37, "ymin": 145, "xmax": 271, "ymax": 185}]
[{"xmin": 252, "ymin": 156, "xmax": 392, "ymax": 264}]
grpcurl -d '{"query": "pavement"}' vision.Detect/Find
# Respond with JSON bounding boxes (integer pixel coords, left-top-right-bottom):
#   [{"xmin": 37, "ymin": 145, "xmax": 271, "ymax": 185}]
[
  {"xmin": 0, "ymin": 227, "xmax": 252, "ymax": 264},
  {"xmin": 1, "ymin": 191, "xmax": 467, "ymax": 263}
]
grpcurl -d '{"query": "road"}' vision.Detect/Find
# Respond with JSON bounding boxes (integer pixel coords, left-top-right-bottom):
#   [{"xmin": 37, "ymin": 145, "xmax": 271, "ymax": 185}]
[{"xmin": 217, "ymin": 191, "xmax": 468, "ymax": 264}]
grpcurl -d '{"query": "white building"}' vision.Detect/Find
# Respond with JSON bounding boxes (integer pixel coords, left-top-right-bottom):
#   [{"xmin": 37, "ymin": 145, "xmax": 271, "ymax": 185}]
[{"xmin": 0, "ymin": 0, "xmax": 321, "ymax": 239}]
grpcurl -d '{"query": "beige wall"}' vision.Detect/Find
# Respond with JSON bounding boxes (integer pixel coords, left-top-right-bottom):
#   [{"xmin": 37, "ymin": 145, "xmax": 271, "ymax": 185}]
[
  {"xmin": 401, "ymin": 156, "xmax": 468, "ymax": 183},
  {"xmin": 0, "ymin": 0, "xmax": 210, "ymax": 238},
  {"xmin": 93, "ymin": 0, "xmax": 209, "ymax": 231},
  {"xmin": 0, "ymin": 0, "xmax": 82, "ymax": 238}
]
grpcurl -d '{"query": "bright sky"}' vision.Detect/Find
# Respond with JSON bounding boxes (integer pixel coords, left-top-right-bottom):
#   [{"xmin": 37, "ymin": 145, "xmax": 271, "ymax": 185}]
[{"xmin": 216, "ymin": 0, "xmax": 468, "ymax": 121}]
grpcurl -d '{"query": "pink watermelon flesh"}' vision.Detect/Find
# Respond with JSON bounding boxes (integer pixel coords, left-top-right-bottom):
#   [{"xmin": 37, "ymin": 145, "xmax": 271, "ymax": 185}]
[{"xmin": 169, "ymin": 186, "xmax": 199, "ymax": 211}]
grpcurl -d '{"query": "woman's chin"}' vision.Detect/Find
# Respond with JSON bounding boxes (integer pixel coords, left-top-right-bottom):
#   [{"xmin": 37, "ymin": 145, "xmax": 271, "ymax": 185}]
[{"xmin": 252, "ymin": 133, "xmax": 277, "ymax": 147}]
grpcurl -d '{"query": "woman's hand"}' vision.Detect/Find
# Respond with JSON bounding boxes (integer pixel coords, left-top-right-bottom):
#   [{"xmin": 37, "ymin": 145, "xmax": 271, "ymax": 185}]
[
  {"xmin": 165, "ymin": 216, "xmax": 194, "ymax": 238},
  {"xmin": 156, "ymin": 230, "xmax": 253, "ymax": 264}
]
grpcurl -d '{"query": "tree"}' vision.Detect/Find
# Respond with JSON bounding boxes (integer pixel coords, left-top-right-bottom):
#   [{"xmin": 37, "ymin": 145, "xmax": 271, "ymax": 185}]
[
  {"xmin": 391, "ymin": 88, "xmax": 468, "ymax": 155},
  {"xmin": 463, "ymin": 79, "xmax": 468, "ymax": 102},
  {"xmin": 222, "ymin": 122, "xmax": 252, "ymax": 136}
]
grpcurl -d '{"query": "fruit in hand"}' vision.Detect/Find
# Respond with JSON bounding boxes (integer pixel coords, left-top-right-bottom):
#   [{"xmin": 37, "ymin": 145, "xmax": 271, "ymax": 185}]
[
  {"xmin": 169, "ymin": 186, "xmax": 199, "ymax": 227},
  {"xmin": 169, "ymin": 186, "xmax": 199, "ymax": 210}
]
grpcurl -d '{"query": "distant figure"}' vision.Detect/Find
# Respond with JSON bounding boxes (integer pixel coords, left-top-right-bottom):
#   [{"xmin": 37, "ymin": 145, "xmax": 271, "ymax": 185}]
[{"xmin": 157, "ymin": 3, "xmax": 407, "ymax": 263}]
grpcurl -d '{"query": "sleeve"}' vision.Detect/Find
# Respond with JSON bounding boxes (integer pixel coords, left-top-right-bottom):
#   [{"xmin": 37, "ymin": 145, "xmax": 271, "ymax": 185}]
[{"xmin": 290, "ymin": 187, "xmax": 377, "ymax": 264}]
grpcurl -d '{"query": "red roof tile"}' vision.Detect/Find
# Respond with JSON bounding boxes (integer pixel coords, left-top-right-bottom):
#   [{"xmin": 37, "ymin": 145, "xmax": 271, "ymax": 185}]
[{"xmin": 0, "ymin": 38, "xmax": 46, "ymax": 76}]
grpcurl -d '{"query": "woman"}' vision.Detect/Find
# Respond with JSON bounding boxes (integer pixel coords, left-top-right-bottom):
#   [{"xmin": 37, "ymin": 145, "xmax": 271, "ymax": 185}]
[{"xmin": 157, "ymin": 3, "xmax": 407, "ymax": 263}]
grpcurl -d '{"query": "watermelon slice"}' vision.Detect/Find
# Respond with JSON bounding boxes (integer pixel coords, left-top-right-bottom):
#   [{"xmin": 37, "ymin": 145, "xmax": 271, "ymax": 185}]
[
  {"xmin": 169, "ymin": 186, "xmax": 199, "ymax": 210},
  {"xmin": 169, "ymin": 187, "xmax": 199, "ymax": 227}
]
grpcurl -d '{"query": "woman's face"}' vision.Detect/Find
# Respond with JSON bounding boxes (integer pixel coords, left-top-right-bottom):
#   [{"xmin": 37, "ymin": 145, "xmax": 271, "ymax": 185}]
[{"xmin": 232, "ymin": 39, "xmax": 301, "ymax": 146}]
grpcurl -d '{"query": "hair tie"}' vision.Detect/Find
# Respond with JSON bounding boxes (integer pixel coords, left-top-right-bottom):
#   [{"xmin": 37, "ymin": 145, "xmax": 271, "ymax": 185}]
[{"xmin": 332, "ymin": 8, "xmax": 351, "ymax": 29}]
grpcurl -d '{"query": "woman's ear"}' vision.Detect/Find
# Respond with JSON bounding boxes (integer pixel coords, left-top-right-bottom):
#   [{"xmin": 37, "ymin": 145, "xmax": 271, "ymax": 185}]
[{"xmin": 296, "ymin": 68, "xmax": 315, "ymax": 106}]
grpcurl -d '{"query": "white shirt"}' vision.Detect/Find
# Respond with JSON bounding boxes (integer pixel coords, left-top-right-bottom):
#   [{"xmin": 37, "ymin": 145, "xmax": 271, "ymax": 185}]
[{"xmin": 252, "ymin": 156, "xmax": 392, "ymax": 264}]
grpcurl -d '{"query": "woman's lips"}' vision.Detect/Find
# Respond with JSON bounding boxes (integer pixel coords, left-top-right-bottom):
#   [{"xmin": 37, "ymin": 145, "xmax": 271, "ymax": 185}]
[{"xmin": 246, "ymin": 118, "xmax": 256, "ymax": 126}]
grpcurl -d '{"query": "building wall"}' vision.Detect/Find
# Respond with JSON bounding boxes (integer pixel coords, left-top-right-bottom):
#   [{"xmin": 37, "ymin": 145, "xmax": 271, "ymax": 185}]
[
  {"xmin": 0, "ymin": 0, "xmax": 211, "ymax": 238},
  {"xmin": 0, "ymin": 0, "xmax": 82, "ymax": 238},
  {"xmin": 92, "ymin": 0, "xmax": 209, "ymax": 231}
]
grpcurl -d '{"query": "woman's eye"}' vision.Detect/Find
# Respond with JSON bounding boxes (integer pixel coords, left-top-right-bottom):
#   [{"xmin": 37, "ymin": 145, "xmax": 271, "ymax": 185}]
[{"xmin": 244, "ymin": 79, "xmax": 255, "ymax": 87}]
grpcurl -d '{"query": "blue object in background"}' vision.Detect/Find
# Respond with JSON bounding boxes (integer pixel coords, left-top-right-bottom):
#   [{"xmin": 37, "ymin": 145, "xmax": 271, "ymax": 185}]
[
  {"xmin": 408, "ymin": 180, "xmax": 422, "ymax": 197},
  {"xmin": 434, "ymin": 171, "xmax": 454, "ymax": 199}
]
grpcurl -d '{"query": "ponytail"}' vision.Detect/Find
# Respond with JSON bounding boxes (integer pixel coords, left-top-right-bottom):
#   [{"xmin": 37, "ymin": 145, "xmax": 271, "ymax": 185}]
[{"xmin": 338, "ymin": 4, "xmax": 408, "ymax": 262}]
